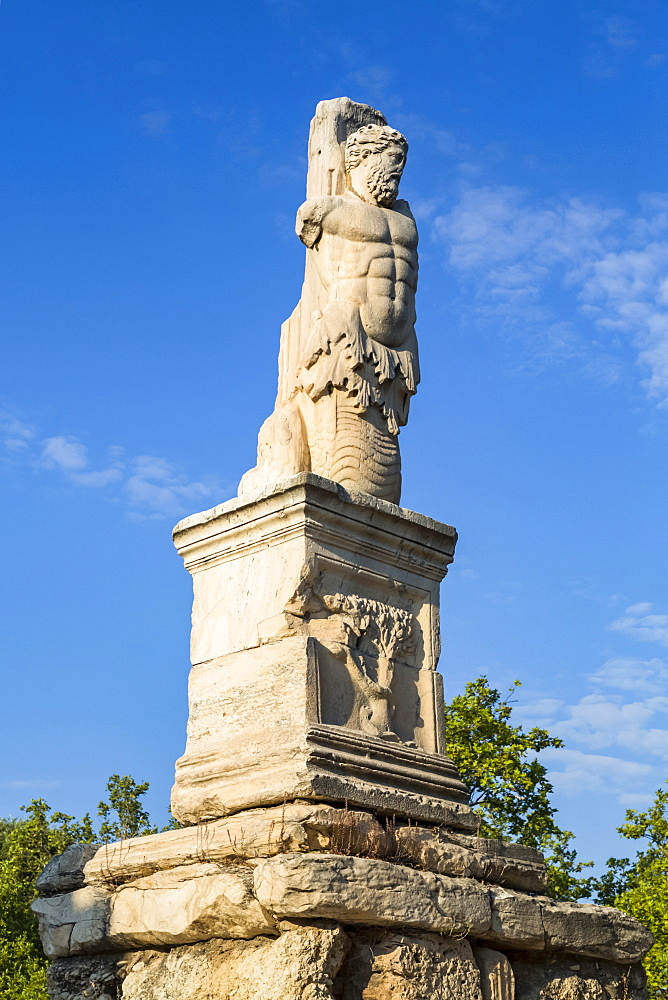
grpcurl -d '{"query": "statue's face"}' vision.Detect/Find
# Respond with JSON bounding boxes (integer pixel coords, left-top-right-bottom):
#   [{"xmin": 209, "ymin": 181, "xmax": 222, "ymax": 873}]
[{"xmin": 350, "ymin": 143, "xmax": 406, "ymax": 208}]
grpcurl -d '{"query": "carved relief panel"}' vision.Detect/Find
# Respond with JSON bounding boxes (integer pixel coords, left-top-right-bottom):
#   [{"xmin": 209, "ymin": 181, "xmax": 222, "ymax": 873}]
[{"xmin": 283, "ymin": 562, "xmax": 441, "ymax": 751}]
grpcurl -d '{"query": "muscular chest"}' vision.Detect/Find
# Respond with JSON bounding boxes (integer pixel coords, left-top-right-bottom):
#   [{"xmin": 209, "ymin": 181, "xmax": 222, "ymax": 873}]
[{"xmin": 324, "ymin": 199, "xmax": 418, "ymax": 250}]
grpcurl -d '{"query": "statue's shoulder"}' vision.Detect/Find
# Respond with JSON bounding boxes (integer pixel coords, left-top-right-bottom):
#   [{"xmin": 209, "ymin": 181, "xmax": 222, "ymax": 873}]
[
  {"xmin": 392, "ymin": 199, "xmax": 416, "ymax": 222},
  {"xmin": 296, "ymin": 195, "xmax": 339, "ymax": 248}
]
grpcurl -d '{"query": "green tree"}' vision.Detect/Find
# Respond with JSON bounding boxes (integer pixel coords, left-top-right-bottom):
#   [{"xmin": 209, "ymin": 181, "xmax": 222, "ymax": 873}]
[
  {"xmin": 444, "ymin": 676, "xmax": 594, "ymax": 900},
  {"xmin": 0, "ymin": 775, "xmax": 158, "ymax": 1000},
  {"xmin": 97, "ymin": 774, "xmax": 157, "ymax": 842},
  {"xmin": 594, "ymin": 784, "xmax": 668, "ymax": 999},
  {"xmin": 0, "ymin": 800, "xmax": 93, "ymax": 1000}
]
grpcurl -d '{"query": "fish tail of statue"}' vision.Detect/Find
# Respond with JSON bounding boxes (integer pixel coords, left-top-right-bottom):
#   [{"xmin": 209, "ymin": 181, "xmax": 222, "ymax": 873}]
[{"xmin": 328, "ymin": 397, "xmax": 401, "ymax": 504}]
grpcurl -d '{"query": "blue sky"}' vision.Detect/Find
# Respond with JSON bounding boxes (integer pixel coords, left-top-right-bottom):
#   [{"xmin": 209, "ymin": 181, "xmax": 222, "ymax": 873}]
[{"xmin": 2, "ymin": 0, "xmax": 668, "ymax": 876}]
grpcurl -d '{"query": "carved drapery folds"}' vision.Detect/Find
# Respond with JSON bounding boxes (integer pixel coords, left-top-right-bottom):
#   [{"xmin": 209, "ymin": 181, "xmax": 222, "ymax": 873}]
[{"xmin": 297, "ymin": 296, "xmax": 420, "ymax": 436}]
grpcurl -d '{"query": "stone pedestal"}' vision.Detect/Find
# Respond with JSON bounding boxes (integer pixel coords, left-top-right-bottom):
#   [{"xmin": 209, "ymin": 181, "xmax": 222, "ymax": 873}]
[
  {"xmin": 33, "ymin": 469, "xmax": 654, "ymax": 997},
  {"xmin": 170, "ymin": 473, "xmax": 474, "ymax": 828}
]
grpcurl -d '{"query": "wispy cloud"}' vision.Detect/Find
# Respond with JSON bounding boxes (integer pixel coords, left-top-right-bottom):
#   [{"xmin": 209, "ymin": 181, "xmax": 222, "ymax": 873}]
[
  {"xmin": 435, "ymin": 186, "xmax": 668, "ymax": 401},
  {"xmin": 589, "ymin": 656, "xmax": 668, "ymax": 694},
  {"xmin": 392, "ymin": 112, "xmax": 472, "ymax": 159},
  {"xmin": 125, "ymin": 456, "xmax": 215, "ymax": 519},
  {"xmin": 40, "ymin": 435, "xmax": 125, "ymax": 488},
  {"xmin": 582, "ymin": 12, "xmax": 640, "ymax": 79},
  {"xmin": 555, "ymin": 693, "xmax": 668, "ymax": 759},
  {"xmin": 0, "ymin": 779, "xmax": 63, "ymax": 791},
  {"xmin": 347, "ymin": 65, "xmax": 394, "ymax": 105},
  {"xmin": 515, "ymin": 603, "xmax": 668, "ymax": 803},
  {"xmin": 137, "ymin": 109, "xmax": 172, "ymax": 137},
  {"xmin": 41, "ymin": 436, "xmax": 89, "ymax": 472},
  {"xmin": 542, "ymin": 747, "xmax": 651, "ymax": 796},
  {"xmin": 0, "ymin": 412, "xmax": 34, "ymax": 452},
  {"xmin": 1, "ymin": 410, "xmax": 222, "ymax": 519},
  {"xmin": 604, "ymin": 15, "xmax": 637, "ymax": 51},
  {"xmin": 609, "ymin": 602, "xmax": 668, "ymax": 647}
]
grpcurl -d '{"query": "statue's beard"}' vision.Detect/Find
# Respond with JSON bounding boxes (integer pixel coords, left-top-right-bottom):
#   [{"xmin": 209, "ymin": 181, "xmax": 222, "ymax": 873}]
[{"xmin": 366, "ymin": 162, "xmax": 401, "ymax": 207}]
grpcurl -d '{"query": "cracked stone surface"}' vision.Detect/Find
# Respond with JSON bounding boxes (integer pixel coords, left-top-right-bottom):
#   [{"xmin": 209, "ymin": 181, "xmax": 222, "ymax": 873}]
[
  {"xmin": 119, "ymin": 923, "xmax": 348, "ymax": 1000},
  {"xmin": 509, "ymin": 951, "xmax": 648, "ymax": 1000},
  {"xmin": 35, "ymin": 851, "xmax": 652, "ymax": 964}
]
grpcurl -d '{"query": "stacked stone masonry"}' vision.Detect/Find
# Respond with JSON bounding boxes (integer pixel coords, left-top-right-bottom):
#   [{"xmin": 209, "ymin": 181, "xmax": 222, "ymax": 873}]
[{"xmin": 34, "ymin": 803, "xmax": 652, "ymax": 1000}]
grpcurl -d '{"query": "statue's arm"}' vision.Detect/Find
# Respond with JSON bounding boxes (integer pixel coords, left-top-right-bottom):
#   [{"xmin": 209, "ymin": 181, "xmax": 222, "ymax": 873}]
[{"xmin": 295, "ymin": 196, "xmax": 336, "ymax": 249}]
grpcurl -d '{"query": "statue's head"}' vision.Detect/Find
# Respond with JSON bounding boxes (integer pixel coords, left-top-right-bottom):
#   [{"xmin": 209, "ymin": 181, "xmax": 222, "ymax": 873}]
[{"xmin": 345, "ymin": 124, "xmax": 408, "ymax": 208}]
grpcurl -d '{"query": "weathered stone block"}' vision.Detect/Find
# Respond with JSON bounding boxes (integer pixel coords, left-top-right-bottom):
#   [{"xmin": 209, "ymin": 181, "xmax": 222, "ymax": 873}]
[
  {"xmin": 108, "ymin": 862, "xmax": 276, "ymax": 948},
  {"xmin": 36, "ymin": 843, "xmax": 100, "ymax": 897},
  {"xmin": 394, "ymin": 825, "xmax": 549, "ymax": 893},
  {"xmin": 33, "ymin": 862, "xmax": 276, "ymax": 957},
  {"xmin": 340, "ymin": 930, "xmax": 484, "ymax": 1000},
  {"xmin": 81, "ymin": 803, "xmax": 389, "ymax": 886},
  {"xmin": 474, "ymin": 946, "xmax": 515, "ymax": 1000},
  {"xmin": 540, "ymin": 898, "xmax": 654, "ymax": 964},
  {"xmin": 34, "ymin": 842, "xmax": 652, "ymax": 968},
  {"xmin": 486, "ymin": 887, "xmax": 546, "ymax": 950},
  {"xmin": 253, "ymin": 853, "xmax": 493, "ymax": 937},
  {"xmin": 32, "ymin": 886, "xmax": 112, "ymax": 959},
  {"xmin": 65, "ymin": 804, "xmax": 546, "ymax": 896},
  {"xmin": 509, "ymin": 951, "xmax": 648, "ymax": 1000},
  {"xmin": 119, "ymin": 924, "xmax": 349, "ymax": 1000}
]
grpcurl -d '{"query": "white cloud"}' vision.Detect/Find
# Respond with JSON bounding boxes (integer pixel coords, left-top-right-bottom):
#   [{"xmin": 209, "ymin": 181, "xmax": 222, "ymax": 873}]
[
  {"xmin": 513, "ymin": 697, "xmax": 566, "ymax": 727},
  {"xmin": 609, "ymin": 603, "xmax": 668, "ymax": 647},
  {"xmin": 70, "ymin": 468, "xmax": 124, "ymax": 488},
  {"xmin": 589, "ymin": 656, "xmax": 668, "ymax": 693},
  {"xmin": 41, "ymin": 436, "xmax": 126, "ymax": 489},
  {"xmin": 437, "ymin": 186, "xmax": 618, "ymax": 289},
  {"xmin": 541, "ymin": 747, "xmax": 651, "ymax": 796},
  {"xmin": 555, "ymin": 693, "xmax": 668, "ymax": 759},
  {"xmin": 348, "ymin": 65, "xmax": 393, "ymax": 98},
  {"xmin": 512, "ymin": 602, "xmax": 668, "ymax": 806},
  {"xmin": 125, "ymin": 455, "xmax": 216, "ymax": 518},
  {"xmin": 435, "ymin": 186, "xmax": 668, "ymax": 403},
  {"xmin": 619, "ymin": 792, "xmax": 654, "ymax": 808},
  {"xmin": 392, "ymin": 112, "xmax": 471, "ymax": 158},
  {"xmin": 2, "ymin": 407, "xmax": 220, "ymax": 519},
  {"xmin": 41, "ymin": 436, "xmax": 89, "ymax": 471},
  {"xmin": 604, "ymin": 15, "xmax": 637, "ymax": 51},
  {"xmin": 1, "ymin": 412, "xmax": 34, "ymax": 452}
]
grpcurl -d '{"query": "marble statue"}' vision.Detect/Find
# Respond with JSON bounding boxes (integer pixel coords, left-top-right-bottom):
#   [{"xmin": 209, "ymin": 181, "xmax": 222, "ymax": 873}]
[{"xmin": 240, "ymin": 102, "xmax": 420, "ymax": 505}]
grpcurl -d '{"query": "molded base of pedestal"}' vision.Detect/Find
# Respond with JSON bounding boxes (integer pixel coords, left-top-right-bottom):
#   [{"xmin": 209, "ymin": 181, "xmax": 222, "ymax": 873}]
[{"xmin": 173, "ymin": 720, "xmax": 476, "ymax": 829}]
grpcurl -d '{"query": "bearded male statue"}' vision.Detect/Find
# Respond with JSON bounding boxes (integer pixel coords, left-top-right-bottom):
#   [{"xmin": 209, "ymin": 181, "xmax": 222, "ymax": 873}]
[{"xmin": 239, "ymin": 104, "xmax": 419, "ymax": 505}]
